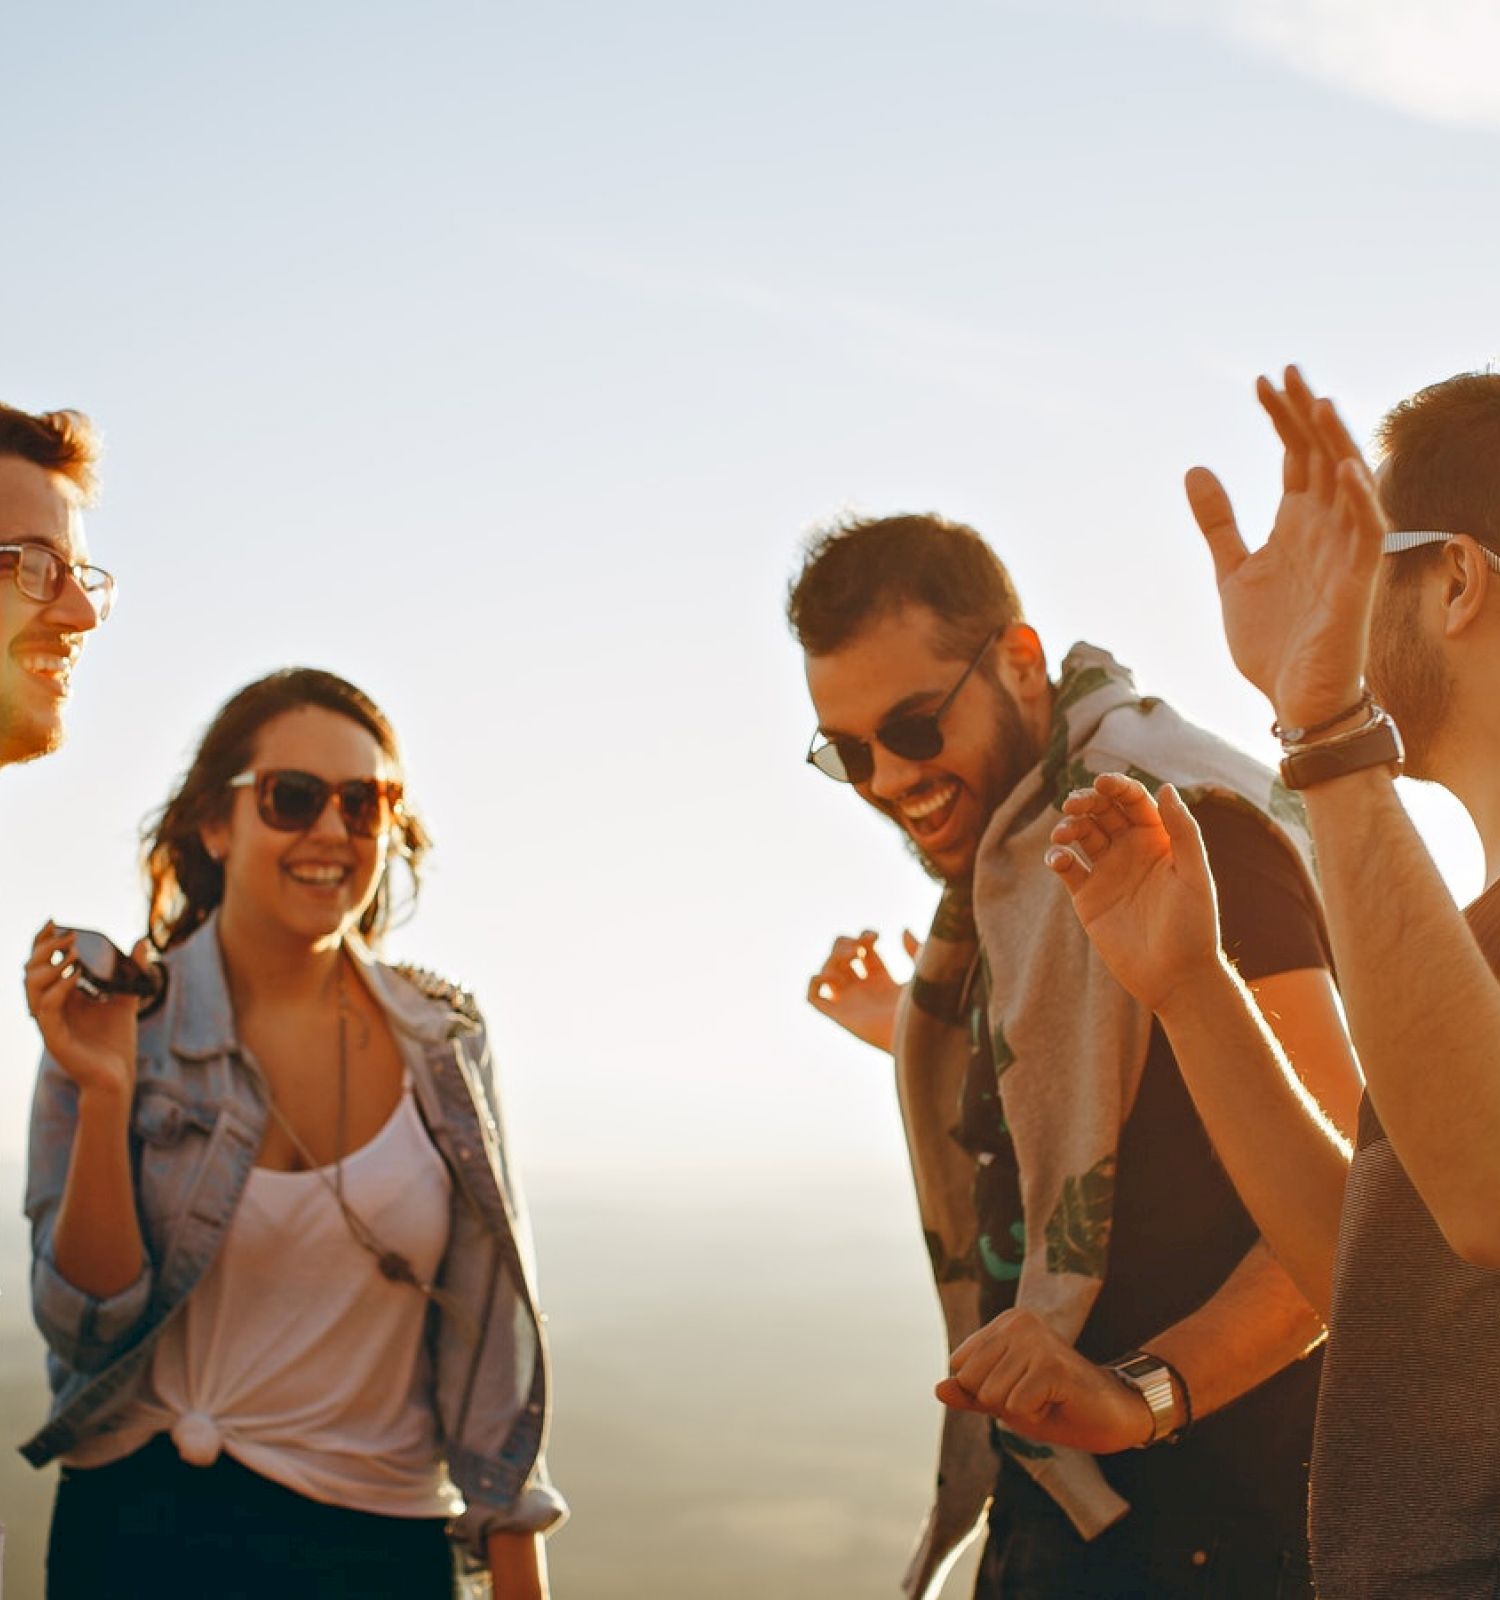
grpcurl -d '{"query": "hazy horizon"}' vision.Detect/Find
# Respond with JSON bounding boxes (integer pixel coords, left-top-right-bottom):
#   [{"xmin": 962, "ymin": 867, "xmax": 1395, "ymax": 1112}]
[{"xmin": 0, "ymin": 1159, "xmax": 984, "ymax": 1599}]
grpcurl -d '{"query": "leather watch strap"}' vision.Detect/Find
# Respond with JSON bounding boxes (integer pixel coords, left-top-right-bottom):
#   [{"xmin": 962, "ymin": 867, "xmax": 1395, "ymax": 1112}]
[{"xmin": 1280, "ymin": 709, "xmax": 1404, "ymax": 791}]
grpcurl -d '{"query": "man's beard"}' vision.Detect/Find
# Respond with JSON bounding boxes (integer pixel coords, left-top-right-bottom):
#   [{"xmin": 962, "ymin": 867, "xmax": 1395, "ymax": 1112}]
[
  {"xmin": 895, "ymin": 683, "xmax": 1040, "ymax": 884},
  {"xmin": 900, "ymin": 823, "xmax": 948, "ymax": 882},
  {"xmin": 1368, "ymin": 580, "xmax": 1451, "ymax": 781},
  {"xmin": 0, "ymin": 623, "xmax": 77, "ymax": 768},
  {"xmin": 0, "ymin": 698, "xmax": 59, "ymax": 767}
]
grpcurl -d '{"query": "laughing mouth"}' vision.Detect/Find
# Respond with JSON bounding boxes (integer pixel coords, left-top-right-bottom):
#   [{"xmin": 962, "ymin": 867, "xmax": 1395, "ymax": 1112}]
[
  {"xmin": 284, "ymin": 863, "xmax": 352, "ymax": 887},
  {"xmin": 10, "ymin": 641, "xmax": 78, "ymax": 693},
  {"xmin": 897, "ymin": 780, "xmax": 961, "ymax": 837}
]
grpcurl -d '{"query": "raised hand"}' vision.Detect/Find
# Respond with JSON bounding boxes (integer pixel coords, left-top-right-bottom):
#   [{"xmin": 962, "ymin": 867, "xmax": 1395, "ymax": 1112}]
[
  {"xmin": 936, "ymin": 1307, "xmax": 1154, "ymax": 1454},
  {"xmin": 1045, "ymin": 775, "xmax": 1221, "ymax": 1014},
  {"xmin": 25, "ymin": 923, "xmax": 141, "ymax": 1100},
  {"xmin": 1187, "ymin": 365, "xmax": 1390, "ymax": 729},
  {"xmin": 806, "ymin": 928, "xmax": 921, "ymax": 1054}
]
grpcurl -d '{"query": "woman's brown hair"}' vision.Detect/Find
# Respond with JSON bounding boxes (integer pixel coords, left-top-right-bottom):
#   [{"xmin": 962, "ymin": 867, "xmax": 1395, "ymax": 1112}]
[{"xmin": 143, "ymin": 669, "xmax": 431, "ymax": 950}]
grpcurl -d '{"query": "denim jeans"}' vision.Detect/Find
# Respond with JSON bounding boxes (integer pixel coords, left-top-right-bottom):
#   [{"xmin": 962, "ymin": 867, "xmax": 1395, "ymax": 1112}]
[
  {"xmin": 975, "ymin": 1474, "xmax": 1313, "ymax": 1600},
  {"xmin": 47, "ymin": 1435, "xmax": 454, "ymax": 1600}
]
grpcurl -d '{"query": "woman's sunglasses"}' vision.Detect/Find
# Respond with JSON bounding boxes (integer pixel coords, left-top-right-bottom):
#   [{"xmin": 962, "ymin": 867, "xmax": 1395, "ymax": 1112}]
[
  {"xmin": 806, "ymin": 627, "xmax": 1000, "ymax": 784},
  {"xmin": 57, "ymin": 927, "xmax": 168, "ymax": 1011},
  {"xmin": 228, "ymin": 769, "xmax": 403, "ymax": 838},
  {"xmin": 0, "ymin": 542, "xmax": 116, "ymax": 621}
]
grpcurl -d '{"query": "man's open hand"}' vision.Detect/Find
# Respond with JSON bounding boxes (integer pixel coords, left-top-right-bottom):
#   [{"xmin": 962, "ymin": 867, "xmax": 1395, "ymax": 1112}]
[
  {"xmin": 1045, "ymin": 775, "xmax": 1222, "ymax": 1015},
  {"xmin": 1187, "ymin": 365, "xmax": 1390, "ymax": 729},
  {"xmin": 806, "ymin": 928, "xmax": 920, "ymax": 1054}
]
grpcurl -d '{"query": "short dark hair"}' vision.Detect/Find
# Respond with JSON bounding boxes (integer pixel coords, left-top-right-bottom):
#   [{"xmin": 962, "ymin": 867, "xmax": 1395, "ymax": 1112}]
[
  {"xmin": 787, "ymin": 513, "xmax": 1024, "ymax": 659},
  {"xmin": 0, "ymin": 404, "xmax": 101, "ymax": 504},
  {"xmin": 143, "ymin": 668, "xmax": 431, "ymax": 951},
  {"xmin": 1377, "ymin": 372, "xmax": 1500, "ymax": 583}
]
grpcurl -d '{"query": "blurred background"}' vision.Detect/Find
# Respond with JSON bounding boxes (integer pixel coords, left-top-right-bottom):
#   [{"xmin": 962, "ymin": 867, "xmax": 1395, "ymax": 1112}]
[{"xmin": 2, "ymin": 2, "xmax": 1496, "ymax": 1593}]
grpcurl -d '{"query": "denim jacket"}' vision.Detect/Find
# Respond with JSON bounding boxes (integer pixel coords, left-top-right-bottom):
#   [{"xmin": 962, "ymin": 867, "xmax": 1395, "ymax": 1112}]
[{"xmin": 21, "ymin": 914, "xmax": 567, "ymax": 1561}]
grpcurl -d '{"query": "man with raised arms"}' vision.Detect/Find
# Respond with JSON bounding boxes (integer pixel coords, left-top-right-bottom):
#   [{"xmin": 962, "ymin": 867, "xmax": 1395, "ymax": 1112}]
[
  {"xmin": 791, "ymin": 515, "xmax": 1359, "ymax": 1599},
  {"xmin": 0, "ymin": 403, "xmax": 110, "ymax": 769},
  {"xmin": 1046, "ymin": 367, "xmax": 1500, "ymax": 1598}
]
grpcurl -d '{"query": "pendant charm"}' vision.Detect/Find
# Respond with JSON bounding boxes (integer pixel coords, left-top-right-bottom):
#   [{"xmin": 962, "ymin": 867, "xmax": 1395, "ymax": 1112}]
[{"xmin": 378, "ymin": 1251, "xmax": 416, "ymax": 1286}]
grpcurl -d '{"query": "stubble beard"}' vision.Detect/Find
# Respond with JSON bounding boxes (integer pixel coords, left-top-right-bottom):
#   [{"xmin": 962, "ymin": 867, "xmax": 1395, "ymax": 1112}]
[
  {"xmin": 0, "ymin": 617, "xmax": 75, "ymax": 768},
  {"xmin": 0, "ymin": 694, "xmax": 60, "ymax": 768},
  {"xmin": 895, "ymin": 686, "xmax": 1040, "ymax": 886},
  {"xmin": 1368, "ymin": 582, "xmax": 1452, "ymax": 782}
]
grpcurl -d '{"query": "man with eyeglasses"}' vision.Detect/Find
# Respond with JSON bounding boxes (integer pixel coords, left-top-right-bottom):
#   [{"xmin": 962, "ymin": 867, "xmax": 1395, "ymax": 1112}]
[
  {"xmin": 0, "ymin": 403, "xmax": 112, "ymax": 769},
  {"xmin": 789, "ymin": 514, "xmax": 1359, "ymax": 1599},
  {"xmin": 1048, "ymin": 368, "xmax": 1500, "ymax": 1599}
]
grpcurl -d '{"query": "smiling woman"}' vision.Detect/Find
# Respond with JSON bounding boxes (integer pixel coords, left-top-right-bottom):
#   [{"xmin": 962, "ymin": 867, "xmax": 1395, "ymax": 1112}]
[{"xmin": 20, "ymin": 668, "xmax": 565, "ymax": 1600}]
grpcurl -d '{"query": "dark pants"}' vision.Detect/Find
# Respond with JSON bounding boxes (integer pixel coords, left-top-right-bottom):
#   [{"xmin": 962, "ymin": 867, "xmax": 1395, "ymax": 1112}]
[
  {"xmin": 47, "ymin": 1434, "xmax": 455, "ymax": 1600},
  {"xmin": 974, "ymin": 1469, "xmax": 1313, "ymax": 1600}
]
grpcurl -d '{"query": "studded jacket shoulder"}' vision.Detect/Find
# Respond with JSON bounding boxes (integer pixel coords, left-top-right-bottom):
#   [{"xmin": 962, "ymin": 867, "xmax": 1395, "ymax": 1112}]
[{"xmin": 391, "ymin": 962, "xmax": 483, "ymax": 1027}]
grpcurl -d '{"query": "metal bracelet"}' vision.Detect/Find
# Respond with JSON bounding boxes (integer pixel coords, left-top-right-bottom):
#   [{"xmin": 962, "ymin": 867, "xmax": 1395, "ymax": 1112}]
[
  {"xmin": 1279, "ymin": 704, "xmax": 1386, "ymax": 755},
  {"xmin": 1272, "ymin": 687, "xmax": 1373, "ymax": 748}
]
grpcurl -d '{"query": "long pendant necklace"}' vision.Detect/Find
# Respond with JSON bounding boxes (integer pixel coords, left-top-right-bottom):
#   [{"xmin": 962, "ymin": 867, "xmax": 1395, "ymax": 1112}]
[{"xmin": 256, "ymin": 951, "xmax": 464, "ymax": 1320}]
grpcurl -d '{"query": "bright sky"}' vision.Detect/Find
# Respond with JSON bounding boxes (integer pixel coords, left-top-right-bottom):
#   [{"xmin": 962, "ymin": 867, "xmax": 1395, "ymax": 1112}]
[{"xmin": 2, "ymin": 0, "xmax": 1496, "ymax": 1196}]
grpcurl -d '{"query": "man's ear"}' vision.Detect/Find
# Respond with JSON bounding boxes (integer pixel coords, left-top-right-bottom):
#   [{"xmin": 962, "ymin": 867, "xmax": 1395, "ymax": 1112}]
[
  {"xmin": 997, "ymin": 623, "xmax": 1048, "ymax": 698},
  {"xmin": 1440, "ymin": 537, "xmax": 1494, "ymax": 641}
]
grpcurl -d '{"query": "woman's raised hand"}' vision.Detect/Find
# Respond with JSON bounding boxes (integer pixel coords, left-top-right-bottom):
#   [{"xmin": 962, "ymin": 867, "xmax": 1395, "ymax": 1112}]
[{"xmin": 25, "ymin": 923, "xmax": 141, "ymax": 1100}]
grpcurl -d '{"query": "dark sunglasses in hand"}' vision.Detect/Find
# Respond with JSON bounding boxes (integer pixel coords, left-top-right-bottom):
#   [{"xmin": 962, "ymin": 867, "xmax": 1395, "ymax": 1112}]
[
  {"xmin": 229, "ymin": 769, "xmax": 404, "ymax": 838},
  {"xmin": 806, "ymin": 627, "xmax": 1001, "ymax": 784},
  {"xmin": 0, "ymin": 542, "xmax": 116, "ymax": 621},
  {"xmin": 57, "ymin": 928, "xmax": 167, "ymax": 1011}
]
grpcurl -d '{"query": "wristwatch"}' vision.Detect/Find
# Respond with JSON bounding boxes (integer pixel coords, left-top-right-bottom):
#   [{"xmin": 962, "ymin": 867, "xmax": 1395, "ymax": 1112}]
[
  {"xmin": 1279, "ymin": 707, "xmax": 1404, "ymax": 791},
  {"xmin": 1106, "ymin": 1351, "xmax": 1184, "ymax": 1447}
]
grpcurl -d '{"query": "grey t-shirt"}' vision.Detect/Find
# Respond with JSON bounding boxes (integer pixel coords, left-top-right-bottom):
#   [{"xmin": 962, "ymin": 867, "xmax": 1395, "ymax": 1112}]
[{"xmin": 1311, "ymin": 878, "xmax": 1500, "ymax": 1598}]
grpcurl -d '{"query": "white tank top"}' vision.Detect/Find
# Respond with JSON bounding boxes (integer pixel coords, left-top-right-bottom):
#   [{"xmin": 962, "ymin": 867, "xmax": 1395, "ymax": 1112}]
[{"xmin": 69, "ymin": 1083, "xmax": 462, "ymax": 1521}]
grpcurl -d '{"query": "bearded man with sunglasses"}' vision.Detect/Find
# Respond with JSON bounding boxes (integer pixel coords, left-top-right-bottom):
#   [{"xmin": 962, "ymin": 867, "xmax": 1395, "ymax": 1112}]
[
  {"xmin": 0, "ymin": 403, "xmax": 112, "ymax": 769},
  {"xmin": 789, "ymin": 514, "xmax": 1359, "ymax": 1600}
]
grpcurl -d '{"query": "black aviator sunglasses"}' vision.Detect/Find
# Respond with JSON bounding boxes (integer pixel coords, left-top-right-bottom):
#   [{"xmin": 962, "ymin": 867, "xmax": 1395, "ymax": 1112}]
[{"xmin": 806, "ymin": 627, "xmax": 1001, "ymax": 784}]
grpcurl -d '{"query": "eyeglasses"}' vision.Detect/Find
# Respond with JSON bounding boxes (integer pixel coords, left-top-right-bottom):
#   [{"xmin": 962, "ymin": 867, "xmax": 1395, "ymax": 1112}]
[
  {"xmin": 0, "ymin": 542, "xmax": 116, "ymax": 621},
  {"xmin": 806, "ymin": 627, "xmax": 1002, "ymax": 784},
  {"xmin": 228, "ymin": 769, "xmax": 404, "ymax": 838},
  {"xmin": 1383, "ymin": 530, "xmax": 1500, "ymax": 576}
]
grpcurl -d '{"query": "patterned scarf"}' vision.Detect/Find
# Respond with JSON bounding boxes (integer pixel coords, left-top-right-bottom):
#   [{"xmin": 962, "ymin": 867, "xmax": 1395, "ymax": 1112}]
[{"xmin": 896, "ymin": 643, "xmax": 1317, "ymax": 1600}]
